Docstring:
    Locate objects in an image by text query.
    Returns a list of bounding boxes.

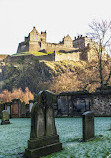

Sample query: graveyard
[0,91,111,158]
[1,0,111,157]
[0,117,111,158]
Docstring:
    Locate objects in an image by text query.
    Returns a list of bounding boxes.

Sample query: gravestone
[11,99,21,118]
[82,111,94,141]
[20,102,26,118]
[1,110,10,125]
[25,90,62,158]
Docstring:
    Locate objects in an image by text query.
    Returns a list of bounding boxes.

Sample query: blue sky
[0,0,111,54]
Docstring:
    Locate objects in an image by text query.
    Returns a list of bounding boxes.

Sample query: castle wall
[55,52,80,61]
[46,43,77,52]
[4,51,81,63]
[3,55,35,63]
[29,41,41,52]
[3,53,55,63]
[35,53,55,61]
[17,42,29,53]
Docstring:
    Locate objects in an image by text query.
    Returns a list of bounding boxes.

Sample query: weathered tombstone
[82,111,94,141]
[11,99,21,118]
[1,110,10,125]
[25,90,62,158]
[20,102,26,118]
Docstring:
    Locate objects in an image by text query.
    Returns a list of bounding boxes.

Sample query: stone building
[16,26,107,62]
[17,27,75,53]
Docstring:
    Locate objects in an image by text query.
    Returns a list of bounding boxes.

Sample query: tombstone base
[1,120,10,125]
[25,135,62,158]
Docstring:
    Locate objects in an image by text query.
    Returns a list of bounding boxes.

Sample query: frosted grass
[0,117,111,158]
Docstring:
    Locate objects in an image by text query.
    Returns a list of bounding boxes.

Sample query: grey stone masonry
[25,90,62,158]
[82,111,94,141]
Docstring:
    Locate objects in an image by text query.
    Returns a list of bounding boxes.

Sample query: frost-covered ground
[0,117,111,158]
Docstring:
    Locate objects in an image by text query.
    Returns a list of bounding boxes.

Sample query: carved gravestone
[25,90,62,158]
[82,111,94,141]
[1,110,10,125]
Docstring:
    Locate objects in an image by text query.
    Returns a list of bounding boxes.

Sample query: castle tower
[41,31,46,43]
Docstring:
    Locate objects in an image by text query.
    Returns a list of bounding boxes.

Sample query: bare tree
[87,19,111,87]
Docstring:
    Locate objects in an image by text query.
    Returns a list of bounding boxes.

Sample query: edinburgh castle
[15,27,107,62]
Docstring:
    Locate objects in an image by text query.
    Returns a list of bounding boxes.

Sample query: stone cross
[82,111,94,141]
[1,110,10,125]
[25,90,62,158]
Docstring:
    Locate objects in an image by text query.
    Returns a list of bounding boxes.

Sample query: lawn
[12,51,54,56]
[0,117,111,158]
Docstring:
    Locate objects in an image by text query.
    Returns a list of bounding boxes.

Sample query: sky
[0,0,111,55]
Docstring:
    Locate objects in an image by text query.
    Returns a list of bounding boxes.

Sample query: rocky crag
[0,55,111,95]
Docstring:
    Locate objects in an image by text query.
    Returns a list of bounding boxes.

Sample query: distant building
[16,27,107,62]
[17,26,75,53]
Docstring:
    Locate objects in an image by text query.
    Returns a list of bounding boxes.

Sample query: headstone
[11,99,21,118]
[82,111,94,141]
[26,104,30,118]
[25,90,62,158]
[1,110,10,125]
[21,102,26,118]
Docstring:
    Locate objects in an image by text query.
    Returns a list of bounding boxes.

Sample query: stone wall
[45,43,77,52]
[57,91,90,117]
[90,94,111,116]
[55,52,80,61]
[35,53,55,61]
[17,41,29,53]
[57,89,111,117]
[29,41,41,52]
[1,89,111,117]
[3,54,36,63]
[3,54,55,63]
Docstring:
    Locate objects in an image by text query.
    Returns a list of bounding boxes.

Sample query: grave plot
[0,117,111,158]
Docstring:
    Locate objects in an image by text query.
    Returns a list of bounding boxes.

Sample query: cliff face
[0,56,111,95]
